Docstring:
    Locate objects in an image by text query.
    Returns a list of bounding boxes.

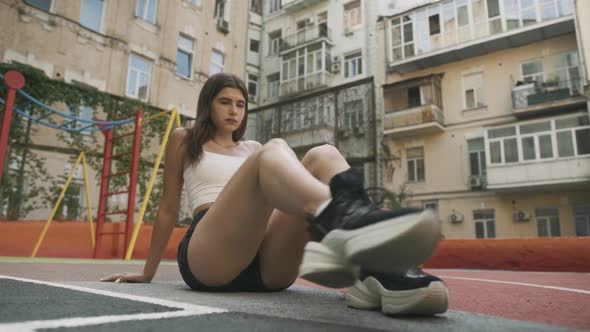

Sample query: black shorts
[177,209,282,292]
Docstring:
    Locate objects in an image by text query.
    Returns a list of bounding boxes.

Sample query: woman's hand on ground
[99,273,151,283]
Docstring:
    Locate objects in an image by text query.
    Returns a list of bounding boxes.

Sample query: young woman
[101,73,448,316]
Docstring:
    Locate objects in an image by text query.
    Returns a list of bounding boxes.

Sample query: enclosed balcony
[386,0,575,73]
[279,94,336,148]
[485,114,590,191]
[383,74,445,138]
[281,24,332,53]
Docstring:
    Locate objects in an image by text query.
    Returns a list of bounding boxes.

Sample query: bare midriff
[193,203,213,218]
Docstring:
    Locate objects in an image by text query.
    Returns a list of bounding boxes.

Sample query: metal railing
[512,78,584,109]
[280,25,332,52]
[383,104,444,130]
[280,71,332,97]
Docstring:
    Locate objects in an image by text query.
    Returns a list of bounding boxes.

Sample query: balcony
[279,98,336,148]
[281,25,332,53]
[387,0,575,74]
[512,79,586,118]
[382,74,445,138]
[485,114,590,191]
[282,0,326,13]
[280,71,332,97]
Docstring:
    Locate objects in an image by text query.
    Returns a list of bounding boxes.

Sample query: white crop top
[183,151,247,211]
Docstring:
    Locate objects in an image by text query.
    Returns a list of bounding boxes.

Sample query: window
[429,13,440,35]
[468,138,486,176]
[210,50,224,76]
[463,72,484,109]
[423,201,438,211]
[250,39,259,53]
[176,35,194,78]
[269,0,281,13]
[344,51,362,78]
[487,0,502,33]
[269,30,281,56]
[520,121,553,161]
[250,0,262,15]
[407,86,421,108]
[456,0,470,41]
[390,15,414,61]
[535,207,560,237]
[80,0,104,32]
[554,51,580,87]
[25,0,51,11]
[488,126,518,164]
[267,73,280,99]
[214,0,226,19]
[573,205,590,237]
[522,59,544,83]
[555,115,590,157]
[136,0,157,24]
[126,54,152,101]
[247,74,258,100]
[66,105,93,136]
[474,209,495,238]
[344,0,362,29]
[407,147,425,182]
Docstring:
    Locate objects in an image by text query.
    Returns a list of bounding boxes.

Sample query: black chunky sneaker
[346,268,448,316]
[298,168,442,287]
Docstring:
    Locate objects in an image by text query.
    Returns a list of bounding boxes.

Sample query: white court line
[0,275,227,332]
[439,275,590,295]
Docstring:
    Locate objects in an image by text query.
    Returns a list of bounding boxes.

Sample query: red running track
[296,269,590,330]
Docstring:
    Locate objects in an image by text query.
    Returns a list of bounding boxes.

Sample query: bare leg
[188,139,332,286]
[257,145,351,289]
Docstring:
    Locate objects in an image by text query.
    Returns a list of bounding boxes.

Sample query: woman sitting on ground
[101,73,448,316]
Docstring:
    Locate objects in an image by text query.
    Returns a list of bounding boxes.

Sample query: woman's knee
[301,144,344,170]
[261,271,297,291]
[256,138,295,163]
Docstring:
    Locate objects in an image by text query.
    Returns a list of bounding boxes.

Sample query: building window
[535,207,561,237]
[429,13,440,35]
[474,209,495,238]
[176,35,194,78]
[423,200,438,211]
[250,39,260,53]
[126,54,152,101]
[488,126,518,164]
[407,147,425,182]
[520,121,553,160]
[269,30,282,56]
[573,205,590,237]
[250,0,262,15]
[269,0,281,13]
[463,72,484,109]
[80,0,104,32]
[468,138,486,176]
[487,0,502,34]
[247,74,258,100]
[210,50,224,76]
[344,51,362,78]
[522,59,544,83]
[24,0,52,11]
[267,73,280,99]
[136,0,157,24]
[407,86,421,108]
[344,0,362,29]
[555,115,590,157]
[214,0,226,18]
[390,15,414,61]
[554,51,580,86]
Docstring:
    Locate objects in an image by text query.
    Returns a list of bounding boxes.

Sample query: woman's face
[209,87,246,135]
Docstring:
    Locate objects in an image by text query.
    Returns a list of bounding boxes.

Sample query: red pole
[0,71,25,191]
[124,110,143,257]
[94,127,113,258]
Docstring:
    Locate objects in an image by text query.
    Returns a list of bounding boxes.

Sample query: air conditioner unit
[449,212,464,224]
[513,210,530,222]
[216,18,229,33]
[469,175,483,189]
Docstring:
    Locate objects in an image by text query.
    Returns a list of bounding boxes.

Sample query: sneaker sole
[323,210,441,273]
[298,241,358,288]
[346,277,448,316]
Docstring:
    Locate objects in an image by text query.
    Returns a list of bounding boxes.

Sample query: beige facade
[377,0,590,239]
[0,0,248,220]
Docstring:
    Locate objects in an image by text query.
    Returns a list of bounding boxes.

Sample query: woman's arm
[101,127,187,283]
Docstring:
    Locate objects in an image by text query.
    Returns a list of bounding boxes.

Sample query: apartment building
[377,0,590,238]
[249,0,396,188]
[0,0,248,220]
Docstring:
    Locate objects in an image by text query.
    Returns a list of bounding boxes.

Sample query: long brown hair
[183,73,248,166]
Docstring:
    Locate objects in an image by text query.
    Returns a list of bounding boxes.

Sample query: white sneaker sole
[299,210,441,286]
[346,277,449,315]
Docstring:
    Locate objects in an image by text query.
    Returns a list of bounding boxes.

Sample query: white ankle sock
[314,198,332,217]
